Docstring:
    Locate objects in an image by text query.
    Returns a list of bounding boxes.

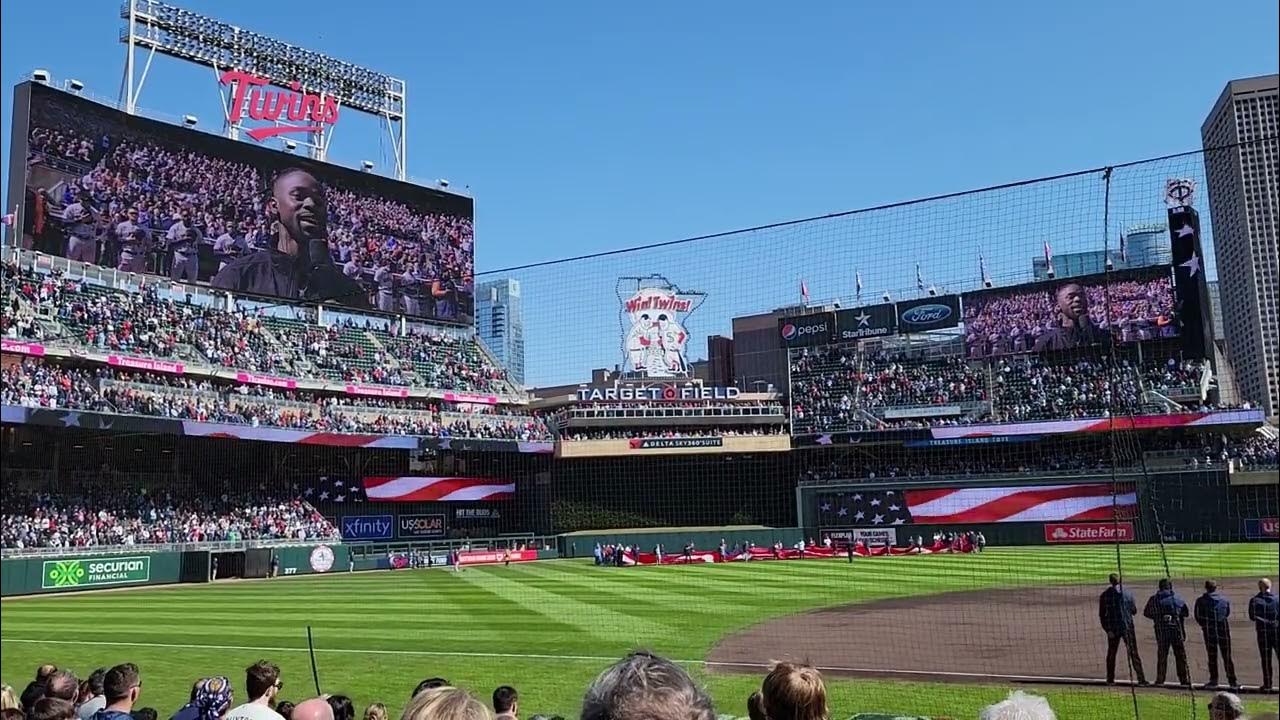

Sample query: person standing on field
[1249,577,1279,691]
[1194,580,1239,689]
[1144,578,1191,686]
[1099,573,1147,685]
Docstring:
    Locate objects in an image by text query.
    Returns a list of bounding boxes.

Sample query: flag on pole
[1119,233,1127,263]
[855,270,864,301]
[1043,241,1055,277]
[915,263,925,292]
[0,206,16,227]
[979,253,990,286]
[800,279,810,305]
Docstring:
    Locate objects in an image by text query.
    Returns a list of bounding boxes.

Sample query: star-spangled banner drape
[818,483,1136,525]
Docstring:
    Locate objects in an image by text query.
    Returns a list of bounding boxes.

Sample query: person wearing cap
[1143,578,1190,686]
[171,677,234,720]
[1194,579,1239,689]
[1249,577,1279,691]
[1206,690,1244,720]
[1099,573,1147,685]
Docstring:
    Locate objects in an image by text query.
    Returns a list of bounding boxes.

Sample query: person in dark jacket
[1099,573,1147,684]
[1144,578,1191,686]
[1194,579,1239,688]
[211,168,369,308]
[1248,577,1279,691]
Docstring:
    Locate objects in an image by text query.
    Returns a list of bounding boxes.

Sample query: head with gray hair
[1207,691,1244,720]
[979,691,1056,720]
[581,651,715,720]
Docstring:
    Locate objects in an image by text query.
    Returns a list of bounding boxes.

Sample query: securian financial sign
[41,556,152,590]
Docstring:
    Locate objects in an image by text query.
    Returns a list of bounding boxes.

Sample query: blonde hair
[760,662,828,720]
[0,685,19,711]
[363,704,387,720]
[400,688,491,720]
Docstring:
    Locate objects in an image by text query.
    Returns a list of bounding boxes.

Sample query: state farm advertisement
[1044,522,1135,544]
[457,549,537,566]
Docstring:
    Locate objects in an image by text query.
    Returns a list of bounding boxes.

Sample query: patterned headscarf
[190,676,234,720]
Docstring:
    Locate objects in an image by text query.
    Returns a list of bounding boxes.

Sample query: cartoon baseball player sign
[617,277,705,378]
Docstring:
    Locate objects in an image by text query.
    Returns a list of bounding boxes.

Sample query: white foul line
[0,637,1112,685]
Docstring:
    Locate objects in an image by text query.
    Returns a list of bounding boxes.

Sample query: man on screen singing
[212,168,369,308]
[1033,282,1103,352]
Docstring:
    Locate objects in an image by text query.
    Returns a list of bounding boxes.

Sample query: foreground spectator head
[411,680,449,699]
[175,677,234,720]
[1207,691,1244,720]
[31,698,74,720]
[45,672,79,703]
[2,709,24,720]
[290,699,333,720]
[87,669,107,701]
[276,702,296,720]
[361,705,385,720]
[400,688,490,720]
[0,686,17,712]
[325,696,353,720]
[132,708,157,720]
[21,683,44,712]
[244,662,282,705]
[37,667,59,683]
[103,664,141,712]
[978,691,1055,720]
[491,687,517,719]
[581,651,715,720]
[757,662,827,720]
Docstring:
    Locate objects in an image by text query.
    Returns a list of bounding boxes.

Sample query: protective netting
[2,100,1277,719]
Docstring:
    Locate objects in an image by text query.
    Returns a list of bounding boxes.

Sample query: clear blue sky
[2,1,1276,385]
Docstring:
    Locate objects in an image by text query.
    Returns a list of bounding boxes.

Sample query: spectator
[45,673,79,703]
[171,678,234,720]
[581,651,715,720]
[978,691,1055,720]
[274,704,294,720]
[224,662,282,720]
[288,700,332,720]
[360,706,385,720]
[90,664,141,720]
[31,699,75,720]
[131,709,157,720]
[748,662,827,720]
[324,697,353,720]
[3,710,24,720]
[1206,691,1244,720]
[411,681,449,700]
[491,687,517,720]
[399,688,489,720]
[76,670,107,720]
[0,686,18,712]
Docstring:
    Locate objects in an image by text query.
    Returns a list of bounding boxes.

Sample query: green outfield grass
[3,544,1277,719]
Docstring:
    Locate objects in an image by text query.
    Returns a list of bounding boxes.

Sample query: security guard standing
[1248,577,1279,691]
[1099,573,1147,685]
[1144,578,1191,686]
[1194,580,1239,689]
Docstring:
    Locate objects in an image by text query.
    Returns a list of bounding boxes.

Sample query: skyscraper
[475,278,525,387]
[1201,74,1278,418]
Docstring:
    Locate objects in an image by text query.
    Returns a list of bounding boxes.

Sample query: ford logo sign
[901,303,952,325]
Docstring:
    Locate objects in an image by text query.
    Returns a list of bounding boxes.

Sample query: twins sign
[220,70,341,142]
[619,279,705,378]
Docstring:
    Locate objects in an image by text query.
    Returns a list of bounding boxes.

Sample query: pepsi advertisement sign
[896,296,960,333]
[779,312,834,347]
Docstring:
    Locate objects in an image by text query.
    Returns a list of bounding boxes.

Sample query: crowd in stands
[0,359,550,442]
[27,116,474,319]
[0,486,338,549]
[1218,435,1279,469]
[789,342,1214,433]
[0,656,1081,720]
[3,263,513,394]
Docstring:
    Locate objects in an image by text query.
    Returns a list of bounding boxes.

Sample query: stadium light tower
[118,0,408,179]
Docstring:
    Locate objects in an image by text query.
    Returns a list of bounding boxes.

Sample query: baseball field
[2,543,1277,719]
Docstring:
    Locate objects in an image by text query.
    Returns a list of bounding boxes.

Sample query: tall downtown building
[1201,74,1278,418]
[475,278,526,387]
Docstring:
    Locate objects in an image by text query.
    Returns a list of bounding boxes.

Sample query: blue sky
[2,1,1276,385]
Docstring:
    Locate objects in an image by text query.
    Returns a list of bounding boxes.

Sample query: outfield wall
[559,527,803,557]
[1,543,347,597]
